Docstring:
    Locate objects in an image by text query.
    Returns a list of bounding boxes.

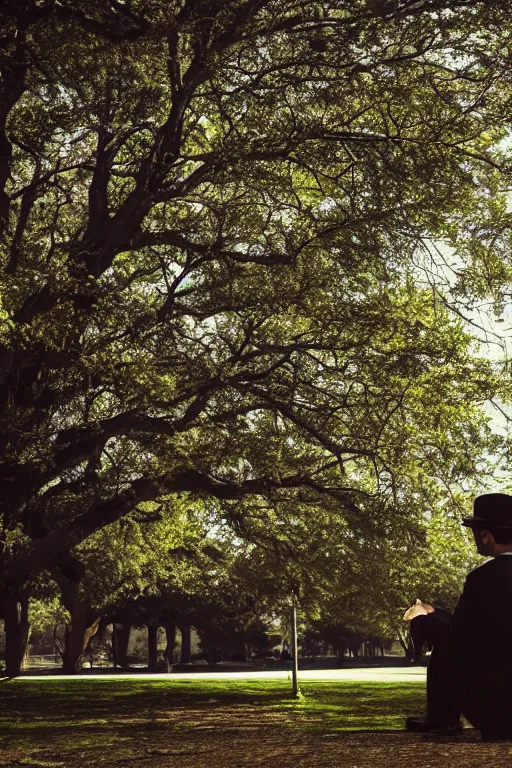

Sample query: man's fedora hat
[462,493,512,530]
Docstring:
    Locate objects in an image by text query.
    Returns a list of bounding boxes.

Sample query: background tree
[28,593,70,663]
[54,497,214,671]
[304,504,482,657]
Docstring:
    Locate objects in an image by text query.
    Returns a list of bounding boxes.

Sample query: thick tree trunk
[63,609,86,673]
[62,604,100,674]
[231,638,247,662]
[114,622,131,669]
[52,624,65,660]
[4,588,30,678]
[55,569,99,674]
[147,624,158,671]
[163,622,176,672]
[112,623,117,668]
[96,619,107,646]
[21,627,31,670]
[179,623,191,664]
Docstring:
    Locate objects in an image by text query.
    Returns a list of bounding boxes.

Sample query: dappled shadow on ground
[3,726,512,768]
[1,680,512,767]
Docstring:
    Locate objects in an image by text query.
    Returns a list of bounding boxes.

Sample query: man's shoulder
[466,557,494,579]
[466,554,512,584]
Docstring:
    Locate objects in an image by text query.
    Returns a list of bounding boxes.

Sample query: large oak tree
[1,0,510,674]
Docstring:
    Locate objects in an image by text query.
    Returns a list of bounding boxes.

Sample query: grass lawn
[0,677,510,767]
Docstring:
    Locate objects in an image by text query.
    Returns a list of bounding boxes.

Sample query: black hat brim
[462,516,487,528]
[462,517,512,530]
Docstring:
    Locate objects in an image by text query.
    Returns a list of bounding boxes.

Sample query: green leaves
[1,0,511,622]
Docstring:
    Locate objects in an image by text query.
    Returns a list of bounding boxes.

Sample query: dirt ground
[3,719,512,768]
[2,678,512,767]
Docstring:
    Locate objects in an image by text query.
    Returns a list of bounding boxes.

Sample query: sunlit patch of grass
[272,681,425,731]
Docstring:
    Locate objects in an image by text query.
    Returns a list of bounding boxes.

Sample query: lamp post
[291,592,299,698]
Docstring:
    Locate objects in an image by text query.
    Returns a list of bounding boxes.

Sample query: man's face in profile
[472,528,493,557]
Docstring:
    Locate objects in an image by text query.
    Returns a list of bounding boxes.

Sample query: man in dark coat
[406,492,512,740]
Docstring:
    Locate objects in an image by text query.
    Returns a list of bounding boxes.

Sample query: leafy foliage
[1,0,510,623]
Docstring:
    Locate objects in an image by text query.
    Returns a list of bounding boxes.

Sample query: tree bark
[179,623,191,664]
[21,626,31,670]
[111,623,117,668]
[63,615,85,673]
[54,568,99,674]
[52,623,67,660]
[62,606,100,674]
[164,621,176,672]
[147,623,158,671]
[114,622,131,669]
[4,587,30,678]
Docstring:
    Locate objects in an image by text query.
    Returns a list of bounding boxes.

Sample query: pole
[112,623,117,668]
[291,593,299,698]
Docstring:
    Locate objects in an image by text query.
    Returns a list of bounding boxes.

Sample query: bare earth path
[1,669,512,767]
